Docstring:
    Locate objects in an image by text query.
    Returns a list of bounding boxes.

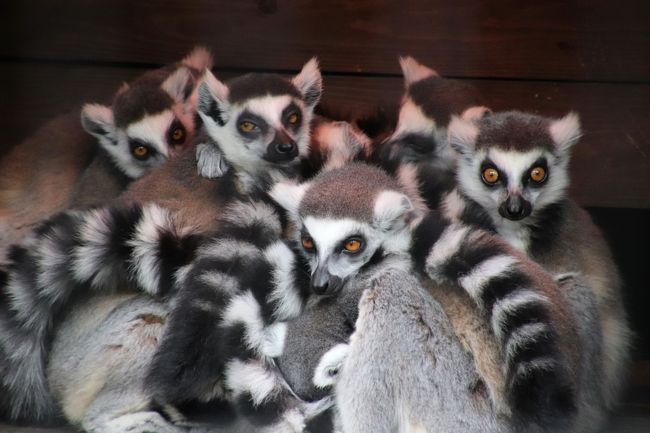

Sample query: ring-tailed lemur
[0,47,211,262]
[0,58,329,425]
[445,110,632,410]
[371,56,490,210]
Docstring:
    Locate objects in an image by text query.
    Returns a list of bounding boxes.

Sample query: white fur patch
[126,110,175,158]
[225,359,281,405]
[395,163,428,217]
[196,142,229,178]
[313,344,350,388]
[441,189,466,221]
[198,271,241,295]
[399,56,438,86]
[73,208,117,288]
[197,238,261,261]
[269,181,310,218]
[264,241,304,320]
[458,255,519,301]
[128,205,175,295]
[424,224,470,281]
[393,99,436,137]
[222,201,281,236]
[504,323,551,361]
[491,290,550,340]
[373,190,414,232]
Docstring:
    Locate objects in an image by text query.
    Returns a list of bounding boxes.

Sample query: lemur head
[449,110,581,222]
[196,58,322,179]
[271,163,423,296]
[81,47,211,178]
[378,56,490,168]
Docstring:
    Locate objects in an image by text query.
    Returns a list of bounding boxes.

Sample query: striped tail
[0,203,200,421]
[145,199,315,431]
[413,216,576,425]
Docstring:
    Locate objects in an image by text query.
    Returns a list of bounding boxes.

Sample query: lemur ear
[460,105,492,121]
[550,112,581,155]
[269,180,311,217]
[162,66,194,103]
[398,56,438,87]
[81,103,116,144]
[292,57,322,109]
[181,46,214,71]
[373,190,419,232]
[447,115,479,159]
[197,69,230,126]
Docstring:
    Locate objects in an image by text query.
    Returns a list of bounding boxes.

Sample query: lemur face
[449,111,581,222]
[81,60,205,179]
[271,163,418,297]
[197,58,322,176]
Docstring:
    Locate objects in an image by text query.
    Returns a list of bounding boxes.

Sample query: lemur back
[0,47,210,263]
[447,110,632,410]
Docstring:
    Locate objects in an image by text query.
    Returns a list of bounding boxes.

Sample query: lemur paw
[196,143,229,179]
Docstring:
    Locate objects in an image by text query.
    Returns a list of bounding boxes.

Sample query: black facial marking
[237,110,269,138]
[524,158,549,187]
[264,129,298,163]
[282,102,303,131]
[128,139,158,161]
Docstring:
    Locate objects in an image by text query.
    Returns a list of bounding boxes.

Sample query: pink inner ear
[549,112,581,152]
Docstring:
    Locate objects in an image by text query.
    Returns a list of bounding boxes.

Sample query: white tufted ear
[549,112,581,155]
[197,69,230,126]
[460,105,492,121]
[447,115,479,160]
[80,103,116,144]
[269,180,311,218]
[162,66,194,103]
[398,56,438,87]
[292,57,322,109]
[373,190,418,232]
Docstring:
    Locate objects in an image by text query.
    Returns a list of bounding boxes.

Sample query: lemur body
[445,111,631,410]
[0,47,210,263]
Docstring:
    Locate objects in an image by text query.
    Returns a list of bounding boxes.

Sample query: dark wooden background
[0,0,648,428]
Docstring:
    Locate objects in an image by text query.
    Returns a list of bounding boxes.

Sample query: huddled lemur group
[0,48,631,433]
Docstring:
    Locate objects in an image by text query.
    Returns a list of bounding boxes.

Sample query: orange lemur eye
[239,121,257,133]
[132,146,149,159]
[302,236,315,250]
[171,127,185,144]
[482,167,500,185]
[287,113,300,125]
[343,238,363,253]
[530,166,547,183]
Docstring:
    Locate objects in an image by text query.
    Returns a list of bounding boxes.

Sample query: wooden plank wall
[0,0,649,405]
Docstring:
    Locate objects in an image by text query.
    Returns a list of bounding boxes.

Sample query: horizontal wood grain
[2,63,648,208]
[1,0,648,81]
